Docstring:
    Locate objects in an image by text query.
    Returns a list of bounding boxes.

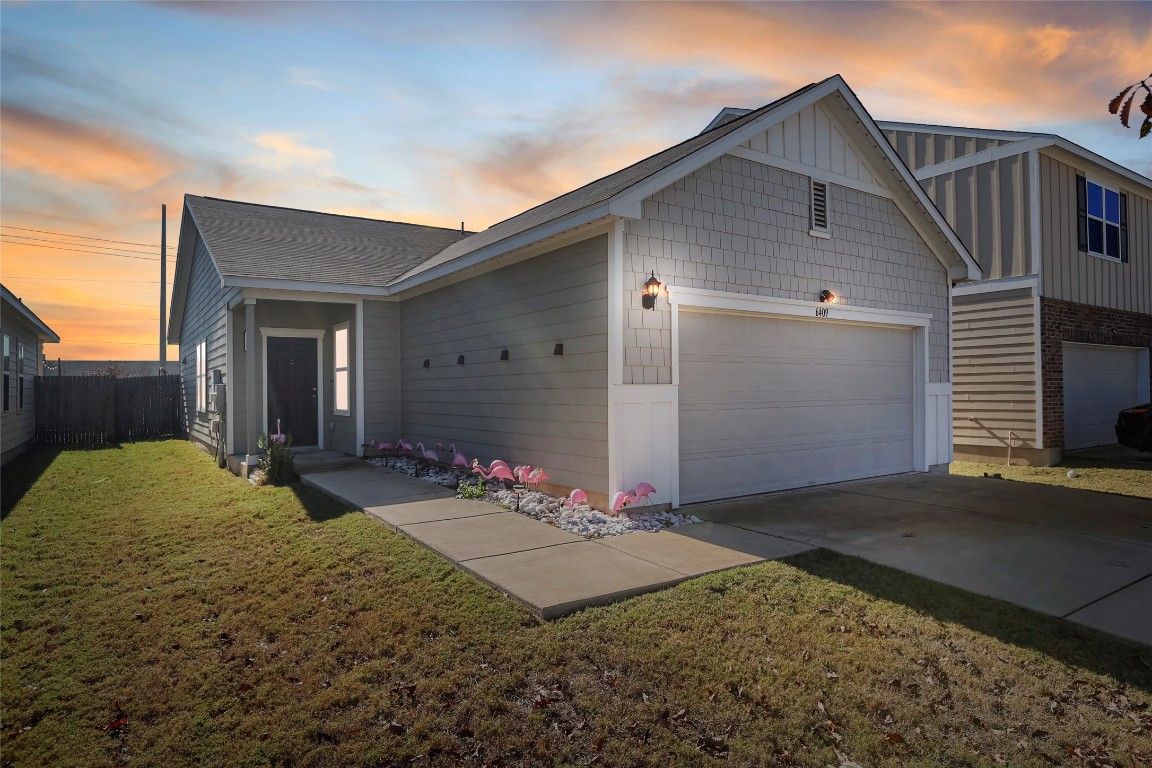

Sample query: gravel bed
[364,455,700,538]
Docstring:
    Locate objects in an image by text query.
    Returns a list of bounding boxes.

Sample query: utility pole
[160,204,167,371]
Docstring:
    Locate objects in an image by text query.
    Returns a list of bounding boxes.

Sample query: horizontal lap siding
[1,310,42,464]
[363,300,400,447]
[177,235,237,450]
[400,236,609,492]
[952,292,1039,448]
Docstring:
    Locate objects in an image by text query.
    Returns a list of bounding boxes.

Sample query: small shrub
[456,480,486,500]
[256,424,295,486]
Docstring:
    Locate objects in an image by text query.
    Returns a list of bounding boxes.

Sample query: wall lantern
[500,349,509,361]
[422,359,430,368]
[553,343,564,356]
[642,272,662,310]
[457,355,465,365]
[819,289,838,304]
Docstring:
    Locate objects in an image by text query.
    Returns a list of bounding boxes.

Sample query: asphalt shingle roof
[184,196,471,288]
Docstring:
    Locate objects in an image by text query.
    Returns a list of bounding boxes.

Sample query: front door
[267,337,319,446]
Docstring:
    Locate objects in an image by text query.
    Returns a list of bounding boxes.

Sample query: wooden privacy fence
[35,374,184,446]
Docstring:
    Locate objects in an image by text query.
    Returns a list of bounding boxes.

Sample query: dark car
[1115,403,1152,453]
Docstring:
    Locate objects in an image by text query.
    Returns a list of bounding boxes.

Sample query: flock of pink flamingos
[374,438,656,515]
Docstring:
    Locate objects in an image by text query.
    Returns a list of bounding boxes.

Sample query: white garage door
[1063,343,1143,450]
[679,311,916,505]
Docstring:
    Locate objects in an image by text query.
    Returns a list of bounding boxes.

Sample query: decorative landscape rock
[365,456,699,538]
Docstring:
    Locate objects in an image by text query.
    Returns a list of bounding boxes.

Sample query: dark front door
[267,337,318,446]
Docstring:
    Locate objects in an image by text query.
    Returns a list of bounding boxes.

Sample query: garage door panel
[1063,344,1143,450]
[680,312,916,504]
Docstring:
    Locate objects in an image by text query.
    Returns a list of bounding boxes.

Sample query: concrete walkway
[300,465,809,618]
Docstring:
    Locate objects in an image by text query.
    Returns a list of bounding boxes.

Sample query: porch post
[244,299,259,468]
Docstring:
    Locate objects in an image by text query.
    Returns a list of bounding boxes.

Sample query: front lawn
[2,441,1149,767]
[951,459,1152,500]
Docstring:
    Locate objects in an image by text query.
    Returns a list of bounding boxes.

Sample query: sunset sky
[1,1,1149,361]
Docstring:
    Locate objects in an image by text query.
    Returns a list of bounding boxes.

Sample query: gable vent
[811,180,829,232]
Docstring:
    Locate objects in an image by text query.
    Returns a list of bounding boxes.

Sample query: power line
[1,233,165,257]
[16,294,158,310]
[0,239,162,262]
[14,284,163,298]
[0,275,161,283]
[0,224,174,250]
[63,339,168,346]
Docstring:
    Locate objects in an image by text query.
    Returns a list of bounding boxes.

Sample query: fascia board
[1045,139,1152,192]
[166,203,198,343]
[221,276,390,296]
[386,203,616,294]
[876,121,1038,142]
[608,79,842,216]
[1,286,61,343]
[838,88,982,280]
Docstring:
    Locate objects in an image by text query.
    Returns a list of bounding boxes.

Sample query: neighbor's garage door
[679,311,916,504]
[1063,343,1144,449]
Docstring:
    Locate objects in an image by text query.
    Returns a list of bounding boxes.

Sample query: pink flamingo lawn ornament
[397,437,413,455]
[376,438,400,466]
[472,459,515,483]
[447,444,469,468]
[632,482,657,505]
[513,465,532,485]
[610,491,637,515]
[416,442,439,462]
[527,467,549,491]
[563,489,588,508]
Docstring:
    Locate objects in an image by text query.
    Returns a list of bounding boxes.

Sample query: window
[17,342,25,410]
[333,322,349,416]
[809,178,830,237]
[2,334,10,413]
[1078,176,1128,262]
[195,339,207,413]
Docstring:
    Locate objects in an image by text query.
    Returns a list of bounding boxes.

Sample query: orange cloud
[0,105,184,191]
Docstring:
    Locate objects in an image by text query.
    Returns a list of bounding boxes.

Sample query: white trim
[606,220,625,497]
[226,277,390,296]
[1029,149,1042,281]
[909,137,1051,180]
[354,300,365,457]
[241,288,370,304]
[666,285,934,507]
[332,321,351,417]
[260,327,325,449]
[951,274,1039,297]
[727,145,893,199]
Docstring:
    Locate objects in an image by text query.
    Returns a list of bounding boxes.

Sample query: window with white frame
[1078,176,1128,262]
[2,334,10,413]
[195,339,207,413]
[17,342,25,410]
[333,322,349,416]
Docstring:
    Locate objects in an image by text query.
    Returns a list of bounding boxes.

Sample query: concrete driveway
[690,472,1152,646]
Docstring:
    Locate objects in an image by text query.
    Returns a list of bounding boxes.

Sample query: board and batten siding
[882,129,1012,173]
[178,233,239,451]
[362,300,401,447]
[952,288,1039,450]
[1039,153,1152,315]
[1,308,45,465]
[399,236,609,492]
[622,154,952,385]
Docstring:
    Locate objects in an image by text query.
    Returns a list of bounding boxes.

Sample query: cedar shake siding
[399,236,609,493]
[621,155,951,385]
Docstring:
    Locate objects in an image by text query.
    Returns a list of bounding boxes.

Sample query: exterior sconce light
[422,359,430,368]
[819,289,838,303]
[457,355,465,365]
[500,349,509,361]
[553,343,564,356]
[642,272,662,310]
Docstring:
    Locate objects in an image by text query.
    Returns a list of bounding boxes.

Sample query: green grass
[2,441,1150,768]
[951,459,1152,500]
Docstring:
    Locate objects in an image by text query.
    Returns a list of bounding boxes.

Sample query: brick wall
[621,154,952,384]
[1039,297,1152,447]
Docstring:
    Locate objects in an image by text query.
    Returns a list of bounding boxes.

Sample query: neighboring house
[879,122,1152,464]
[1,284,61,466]
[168,75,980,509]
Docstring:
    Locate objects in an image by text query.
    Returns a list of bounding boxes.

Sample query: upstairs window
[195,339,207,413]
[1078,176,1128,262]
[17,342,25,410]
[2,334,10,412]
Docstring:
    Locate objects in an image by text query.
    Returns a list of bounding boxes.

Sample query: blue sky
[1,1,1149,358]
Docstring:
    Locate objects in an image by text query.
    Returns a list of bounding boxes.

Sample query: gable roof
[1,284,61,343]
[877,121,1152,192]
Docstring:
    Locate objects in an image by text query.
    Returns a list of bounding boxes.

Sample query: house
[168,74,980,509]
[1,284,61,466]
[878,122,1152,464]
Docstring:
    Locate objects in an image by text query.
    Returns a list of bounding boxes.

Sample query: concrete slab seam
[1061,572,1152,619]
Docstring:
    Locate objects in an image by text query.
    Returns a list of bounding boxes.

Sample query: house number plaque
[815,307,830,318]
